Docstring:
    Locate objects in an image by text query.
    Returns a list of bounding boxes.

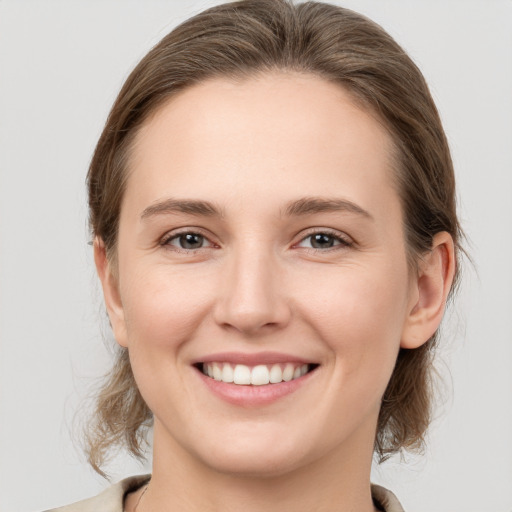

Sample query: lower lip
[195,368,316,407]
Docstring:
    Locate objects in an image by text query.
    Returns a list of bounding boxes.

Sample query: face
[102,73,420,477]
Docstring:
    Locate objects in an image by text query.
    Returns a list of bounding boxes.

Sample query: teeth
[212,363,222,381]
[233,364,251,385]
[202,362,313,385]
[251,365,270,386]
[221,363,234,383]
[269,364,282,383]
[282,363,294,382]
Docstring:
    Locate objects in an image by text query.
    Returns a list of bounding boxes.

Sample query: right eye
[162,231,214,251]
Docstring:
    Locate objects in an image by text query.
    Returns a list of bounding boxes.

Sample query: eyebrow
[140,196,373,221]
[141,198,224,220]
[282,196,373,220]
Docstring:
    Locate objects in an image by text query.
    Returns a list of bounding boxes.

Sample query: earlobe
[401,232,456,349]
[93,237,128,348]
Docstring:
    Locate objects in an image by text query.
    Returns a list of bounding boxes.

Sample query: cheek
[117,265,218,420]
[294,261,410,369]
[120,263,216,350]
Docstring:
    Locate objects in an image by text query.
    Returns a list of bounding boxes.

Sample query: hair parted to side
[86,0,462,475]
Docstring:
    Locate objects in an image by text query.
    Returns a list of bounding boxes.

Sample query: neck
[136,421,379,512]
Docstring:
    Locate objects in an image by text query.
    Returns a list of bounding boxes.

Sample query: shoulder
[371,484,405,512]
[44,476,402,512]
[44,475,150,512]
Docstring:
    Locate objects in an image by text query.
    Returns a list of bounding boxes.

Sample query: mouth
[194,362,320,386]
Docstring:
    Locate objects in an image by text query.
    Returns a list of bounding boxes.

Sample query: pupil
[311,233,334,248]
[180,233,203,249]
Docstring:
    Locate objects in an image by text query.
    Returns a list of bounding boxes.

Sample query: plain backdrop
[1,1,511,511]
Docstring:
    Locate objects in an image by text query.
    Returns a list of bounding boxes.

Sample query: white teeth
[233,364,251,385]
[251,365,270,386]
[221,363,234,383]
[202,362,314,385]
[269,364,283,383]
[212,363,222,381]
[282,363,294,382]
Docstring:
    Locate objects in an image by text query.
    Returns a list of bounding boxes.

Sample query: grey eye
[168,233,208,250]
[297,232,344,249]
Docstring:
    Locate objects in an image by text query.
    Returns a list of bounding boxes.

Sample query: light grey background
[1,1,511,511]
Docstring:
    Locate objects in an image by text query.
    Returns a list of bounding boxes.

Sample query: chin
[186,425,325,478]
[201,447,306,478]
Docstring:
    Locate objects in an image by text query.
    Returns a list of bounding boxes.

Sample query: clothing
[45,474,405,512]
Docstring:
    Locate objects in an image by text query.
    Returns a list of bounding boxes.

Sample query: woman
[49,1,459,510]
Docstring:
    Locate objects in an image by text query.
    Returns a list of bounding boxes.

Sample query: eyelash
[160,228,353,254]
[295,229,353,252]
[160,229,215,253]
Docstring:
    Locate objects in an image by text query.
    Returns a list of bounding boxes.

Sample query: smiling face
[99,72,420,477]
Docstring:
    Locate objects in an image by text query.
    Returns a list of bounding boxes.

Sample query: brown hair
[85,0,462,474]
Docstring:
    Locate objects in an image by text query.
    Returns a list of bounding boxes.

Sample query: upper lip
[192,351,318,366]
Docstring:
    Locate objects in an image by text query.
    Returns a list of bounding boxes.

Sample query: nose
[213,247,291,336]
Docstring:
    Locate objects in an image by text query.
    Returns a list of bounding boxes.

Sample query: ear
[93,237,128,348]
[401,232,456,349]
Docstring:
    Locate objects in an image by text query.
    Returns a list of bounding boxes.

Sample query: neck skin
[126,418,380,512]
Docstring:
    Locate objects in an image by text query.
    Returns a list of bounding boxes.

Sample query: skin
[95,72,455,512]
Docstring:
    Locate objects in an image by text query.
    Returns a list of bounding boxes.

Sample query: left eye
[297,232,349,249]
[165,232,213,250]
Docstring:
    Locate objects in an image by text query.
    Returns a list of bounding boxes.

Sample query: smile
[193,353,320,406]
[200,362,316,385]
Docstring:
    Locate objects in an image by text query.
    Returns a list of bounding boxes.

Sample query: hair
[85,0,462,475]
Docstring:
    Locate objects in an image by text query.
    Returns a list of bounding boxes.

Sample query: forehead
[125,72,397,218]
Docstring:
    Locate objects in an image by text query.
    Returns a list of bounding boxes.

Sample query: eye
[296,231,352,250]
[162,231,214,251]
